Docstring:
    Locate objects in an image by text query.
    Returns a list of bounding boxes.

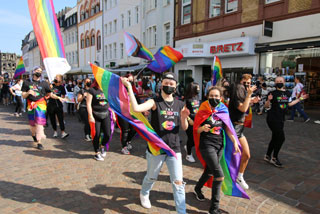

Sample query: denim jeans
[141,151,186,214]
[290,101,308,120]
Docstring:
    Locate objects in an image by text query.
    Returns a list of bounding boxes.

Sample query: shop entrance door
[223,68,253,84]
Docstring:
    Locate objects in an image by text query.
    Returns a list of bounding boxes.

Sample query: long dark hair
[184,82,199,100]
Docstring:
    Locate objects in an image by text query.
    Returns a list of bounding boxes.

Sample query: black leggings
[266,120,285,159]
[79,107,90,136]
[195,146,223,211]
[68,103,74,113]
[117,116,136,148]
[47,104,65,131]
[185,125,194,155]
[93,115,111,153]
[15,96,23,114]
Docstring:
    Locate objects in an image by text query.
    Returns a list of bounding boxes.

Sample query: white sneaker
[94,153,104,161]
[85,135,91,142]
[53,131,58,138]
[127,141,133,150]
[186,154,196,163]
[236,176,249,190]
[140,193,151,209]
[121,146,130,155]
[61,132,69,139]
[101,147,107,157]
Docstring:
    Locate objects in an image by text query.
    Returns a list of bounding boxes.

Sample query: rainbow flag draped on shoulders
[14,57,26,79]
[193,101,249,199]
[90,63,177,158]
[212,56,222,86]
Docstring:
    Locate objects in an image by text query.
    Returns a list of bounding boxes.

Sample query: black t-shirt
[78,88,89,108]
[267,90,292,122]
[2,81,9,92]
[21,79,51,102]
[89,87,109,112]
[151,96,185,153]
[48,84,66,107]
[229,83,247,123]
[199,113,225,150]
[66,84,74,92]
[185,96,200,120]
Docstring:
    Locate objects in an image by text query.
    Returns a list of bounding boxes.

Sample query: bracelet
[299,97,304,101]
[187,117,191,121]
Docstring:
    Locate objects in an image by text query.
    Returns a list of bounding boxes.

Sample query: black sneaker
[270,157,283,168]
[208,208,222,214]
[194,187,205,201]
[264,155,271,163]
[37,144,44,150]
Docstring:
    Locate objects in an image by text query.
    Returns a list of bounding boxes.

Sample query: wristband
[299,97,304,101]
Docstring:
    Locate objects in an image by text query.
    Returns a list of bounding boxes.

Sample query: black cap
[162,72,177,82]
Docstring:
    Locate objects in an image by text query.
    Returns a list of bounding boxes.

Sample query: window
[113,19,117,33]
[91,33,95,46]
[154,0,157,8]
[225,0,238,13]
[109,22,112,34]
[105,24,108,35]
[75,52,78,63]
[265,0,280,3]
[80,34,84,49]
[114,0,117,7]
[121,14,124,29]
[135,6,139,24]
[72,52,75,64]
[109,0,112,9]
[209,0,221,18]
[182,0,191,25]
[105,45,108,59]
[72,32,75,43]
[143,32,146,44]
[127,10,131,27]
[113,42,117,59]
[163,0,170,6]
[120,43,124,59]
[153,26,157,47]
[97,32,101,50]
[109,44,112,59]
[164,23,170,45]
[105,0,108,10]
[85,36,90,47]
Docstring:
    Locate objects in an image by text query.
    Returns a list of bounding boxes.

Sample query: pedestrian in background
[9,79,24,117]
[66,79,75,115]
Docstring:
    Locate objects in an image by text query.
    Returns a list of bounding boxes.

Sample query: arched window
[80,34,84,49]
[96,31,101,51]
[85,31,90,47]
[90,30,95,46]
[84,1,89,19]
[80,5,84,21]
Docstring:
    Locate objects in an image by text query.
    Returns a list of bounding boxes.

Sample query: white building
[103,0,142,68]
[21,31,42,75]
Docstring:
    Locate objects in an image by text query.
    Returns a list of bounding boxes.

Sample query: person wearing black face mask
[184,82,201,163]
[264,76,309,168]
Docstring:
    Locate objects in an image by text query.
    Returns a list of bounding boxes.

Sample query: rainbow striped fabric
[28,0,70,81]
[13,57,26,79]
[212,56,222,86]
[244,107,253,128]
[90,63,177,158]
[124,32,154,61]
[193,101,249,199]
[27,98,47,126]
[147,46,183,73]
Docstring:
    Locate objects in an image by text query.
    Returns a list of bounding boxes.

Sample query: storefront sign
[210,42,244,54]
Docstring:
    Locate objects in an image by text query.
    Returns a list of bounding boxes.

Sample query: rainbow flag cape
[212,56,222,86]
[13,57,26,79]
[193,101,249,199]
[90,63,177,158]
[28,0,70,82]
[244,107,253,128]
[124,32,154,61]
[147,46,183,73]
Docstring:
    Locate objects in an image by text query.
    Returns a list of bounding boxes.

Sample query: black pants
[47,104,65,131]
[79,107,90,136]
[68,103,74,114]
[15,96,23,114]
[266,120,285,159]
[93,114,111,153]
[185,125,194,155]
[117,116,136,148]
[195,146,223,211]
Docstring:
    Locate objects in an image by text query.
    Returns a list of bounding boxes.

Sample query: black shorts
[233,124,245,139]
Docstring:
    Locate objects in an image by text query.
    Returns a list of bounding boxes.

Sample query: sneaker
[53,131,58,138]
[184,145,187,153]
[101,147,107,157]
[85,135,91,142]
[236,176,249,190]
[314,120,320,125]
[94,153,104,161]
[286,119,294,122]
[121,146,130,155]
[140,193,151,209]
[186,154,196,163]
[61,132,69,139]
[37,144,44,150]
[270,157,283,168]
[264,155,271,163]
[194,187,205,201]
[304,118,310,123]
[127,141,133,150]
[19,113,22,116]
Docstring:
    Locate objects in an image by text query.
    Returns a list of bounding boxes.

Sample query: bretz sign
[210,42,244,54]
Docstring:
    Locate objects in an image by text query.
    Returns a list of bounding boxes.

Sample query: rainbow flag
[27,98,47,126]
[147,46,183,73]
[244,107,253,128]
[90,63,177,158]
[124,32,154,61]
[13,57,26,79]
[193,101,249,199]
[212,56,222,86]
[28,0,70,81]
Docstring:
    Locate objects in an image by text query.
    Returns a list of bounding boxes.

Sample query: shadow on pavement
[0,128,30,136]
[0,140,34,148]
[23,149,93,160]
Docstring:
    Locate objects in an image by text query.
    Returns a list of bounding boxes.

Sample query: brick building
[0,52,18,77]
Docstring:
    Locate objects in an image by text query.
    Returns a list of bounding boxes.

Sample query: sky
[0,0,77,55]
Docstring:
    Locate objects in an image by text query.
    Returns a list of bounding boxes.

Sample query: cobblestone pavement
[0,105,319,214]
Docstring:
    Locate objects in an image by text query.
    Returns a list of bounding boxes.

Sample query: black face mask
[243,83,249,90]
[209,98,220,108]
[276,83,284,89]
[86,82,91,87]
[34,72,41,78]
[162,86,175,95]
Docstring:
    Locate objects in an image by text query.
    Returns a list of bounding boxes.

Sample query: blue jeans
[141,151,186,214]
[290,101,308,120]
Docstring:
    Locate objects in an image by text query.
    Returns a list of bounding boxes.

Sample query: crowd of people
[0,66,316,214]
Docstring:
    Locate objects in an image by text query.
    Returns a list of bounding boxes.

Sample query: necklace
[163,99,174,108]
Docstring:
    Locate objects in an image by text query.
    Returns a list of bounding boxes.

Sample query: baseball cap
[32,66,42,72]
[162,72,177,82]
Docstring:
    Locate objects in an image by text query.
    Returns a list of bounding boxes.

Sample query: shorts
[1,91,10,99]
[233,124,245,139]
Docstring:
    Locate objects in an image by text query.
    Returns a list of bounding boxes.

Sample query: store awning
[66,66,92,75]
[255,40,320,53]
[108,64,148,74]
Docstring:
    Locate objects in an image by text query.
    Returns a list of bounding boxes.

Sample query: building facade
[0,52,18,77]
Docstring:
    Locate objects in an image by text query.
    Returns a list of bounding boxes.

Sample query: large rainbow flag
[28,0,70,81]
[13,57,26,79]
[124,32,154,61]
[193,101,249,199]
[147,46,183,73]
[90,63,177,158]
[212,56,222,86]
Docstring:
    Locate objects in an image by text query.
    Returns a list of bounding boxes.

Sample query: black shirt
[48,84,66,107]
[151,96,185,153]
[89,87,109,112]
[185,96,200,120]
[21,79,51,102]
[199,113,225,150]
[66,84,74,92]
[267,90,292,122]
[78,88,88,108]
[229,83,247,123]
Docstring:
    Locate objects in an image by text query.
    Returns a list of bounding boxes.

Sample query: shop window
[209,0,221,18]
[265,0,281,4]
[225,0,238,13]
[182,0,191,25]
